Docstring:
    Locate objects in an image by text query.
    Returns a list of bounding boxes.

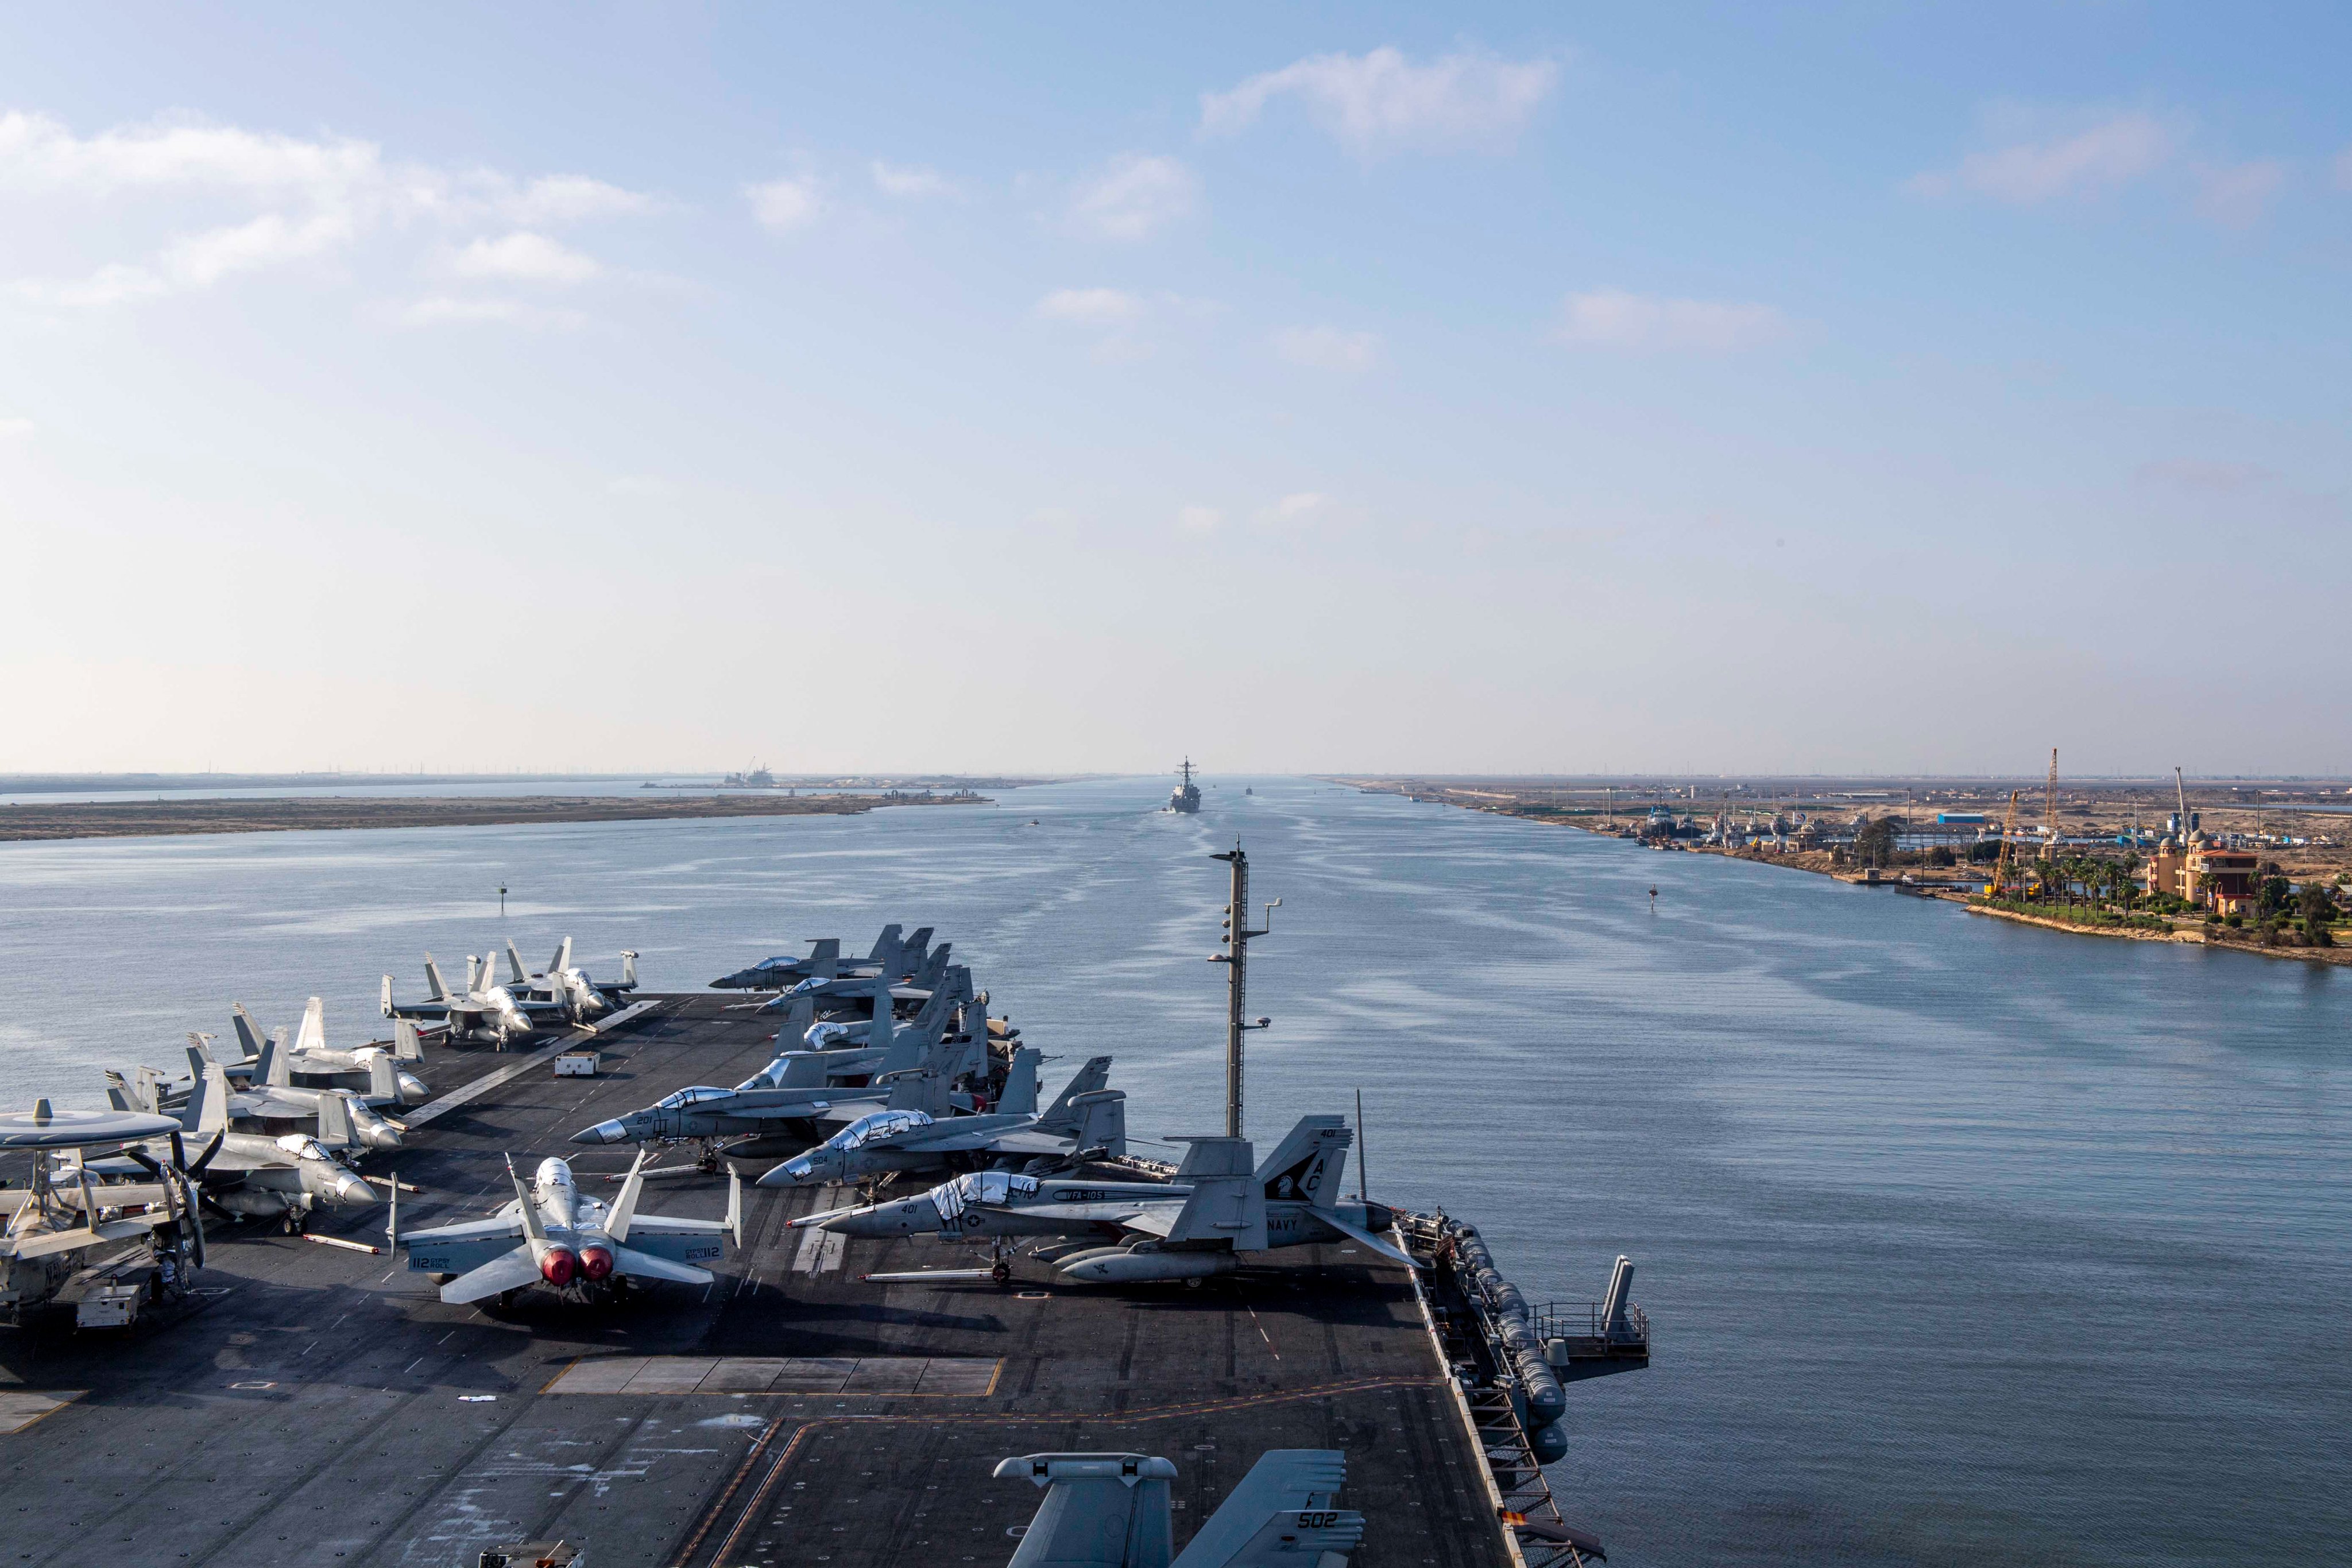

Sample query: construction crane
[1990,789,2022,898]
[2039,748,2059,861]
[2173,765,2192,840]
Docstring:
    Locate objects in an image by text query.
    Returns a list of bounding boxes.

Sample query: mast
[1209,842,1276,1137]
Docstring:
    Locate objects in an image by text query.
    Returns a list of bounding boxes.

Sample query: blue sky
[2,5,2346,775]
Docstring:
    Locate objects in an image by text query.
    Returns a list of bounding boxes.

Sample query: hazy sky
[3,6,2347,777]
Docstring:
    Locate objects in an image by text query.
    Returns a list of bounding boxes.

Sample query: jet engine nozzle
[578,1245,614,1281]
[540,1246,579,1286]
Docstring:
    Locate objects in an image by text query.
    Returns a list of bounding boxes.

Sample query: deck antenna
[1209,841,1276,1138]
[1355,1087,1368,1203]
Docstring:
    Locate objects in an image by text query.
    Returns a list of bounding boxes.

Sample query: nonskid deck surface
[0,994,1505,1568]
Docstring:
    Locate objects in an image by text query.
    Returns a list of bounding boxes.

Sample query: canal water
[1,776,2344,1566]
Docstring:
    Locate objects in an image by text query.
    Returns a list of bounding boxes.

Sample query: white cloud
[396,295,584,330]
[1908,111,2174,204]
[1067,154,1199,241]
[0,416,33,439]
[1258,491,1329,524]
[746,175,821,233]
[0,110,653,309]
[872,160,953,199]
[450,231,602,284]
[506,175,656,224]
[1035,287,1147,327]
[1200,47,1557,154]
[2192,159,2284,228]
[1272,325,1380,371]
[1554,289,1791,353]
[1178,505,1224,531]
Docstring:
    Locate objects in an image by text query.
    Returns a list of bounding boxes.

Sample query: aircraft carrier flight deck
[0,990,1641,1567]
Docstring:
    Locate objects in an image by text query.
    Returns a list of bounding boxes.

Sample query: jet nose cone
[398,1073,428,1100]
[758,1158,815,1189]
[573,1120,626,1145]
[336,1175,381,1206]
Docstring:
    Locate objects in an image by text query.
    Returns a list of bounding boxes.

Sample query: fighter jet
[394,1151,739,1306]
[498,938,639,1025]
[206,998,430,1105]
[381,952,558,1048]
[795,1115,1415,1283]
[763,967,979,1081]
[0,1102,204,1326]
[757,940,956,1015]
[99,1064,378,1232]
[755,1056,1121,1190]
[993,1449,1364,1567]
[571,986,969,1156]
[709,924,933,991]
[108,1045,406,1153]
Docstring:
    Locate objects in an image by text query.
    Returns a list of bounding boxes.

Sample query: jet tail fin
[257,1028,291,1088]
[726,1165,742,1249]
[296,996,326,1055]
[191,1063,230,1138]
[508,1154,547,1245]
[231,1003,267,1059]
[505,940,529,985]
[367,1053,398,1101]
[1170,1450,1362,1567]
[1070,1090,1127,1159]
[1036,1056,1113,1132]
[606,1148,647,1242]
[392,1019,423,1063]
[1252,1115,1350,1211]
[380,975,395,1019]
[997,1048,1040,1116]
[316,1090,356,1150]
[865,923,904,970]
[423,955,450,1003]
[620,949,638,988]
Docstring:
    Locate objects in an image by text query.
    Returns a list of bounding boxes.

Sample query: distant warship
[1168,758,1201,814]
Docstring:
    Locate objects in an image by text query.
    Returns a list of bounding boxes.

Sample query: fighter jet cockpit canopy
[823,1109,933,1152]
[652,1087,734,1111]
[273,1133,336,1162]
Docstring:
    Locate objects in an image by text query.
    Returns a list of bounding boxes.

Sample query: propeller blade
[188,1129,226,1177]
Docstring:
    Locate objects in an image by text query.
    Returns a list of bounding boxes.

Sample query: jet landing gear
[989,1237,1013,1288]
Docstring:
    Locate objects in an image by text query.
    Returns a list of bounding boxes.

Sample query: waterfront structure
[2143,838,2261,914]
